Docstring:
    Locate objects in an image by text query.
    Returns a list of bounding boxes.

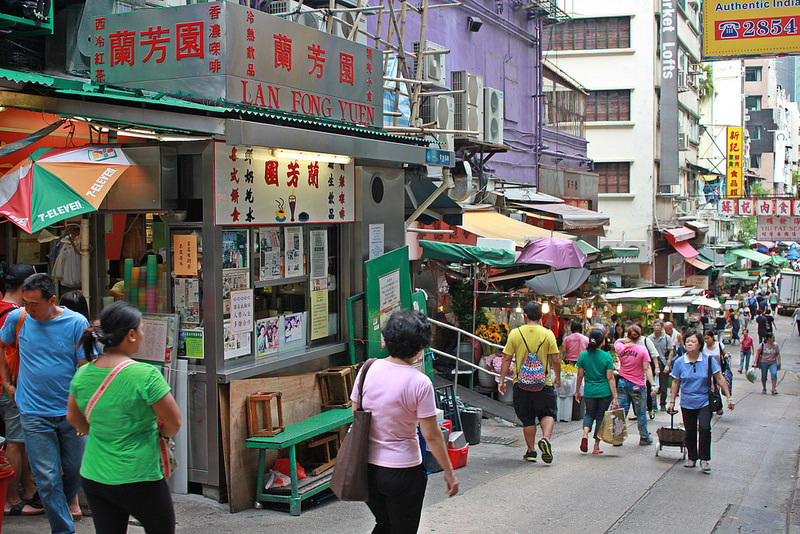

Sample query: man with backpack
[499,301,561,463]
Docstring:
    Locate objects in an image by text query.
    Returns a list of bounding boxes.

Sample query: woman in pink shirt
[613,325,659,445]
[562,320,589,363]
[351,311,458,533]
[738,328,754,372]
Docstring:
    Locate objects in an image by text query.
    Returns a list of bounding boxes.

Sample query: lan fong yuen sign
[91,1,382,126]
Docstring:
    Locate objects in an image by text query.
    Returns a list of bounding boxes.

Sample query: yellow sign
[173,234,198,276]
[726,127,744,198]
[310,289,329,340]
[703,2,800,59]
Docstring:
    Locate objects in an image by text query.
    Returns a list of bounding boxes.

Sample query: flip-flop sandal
[5,501,45,516]
[592,450,604,454]
[580,437,588,453]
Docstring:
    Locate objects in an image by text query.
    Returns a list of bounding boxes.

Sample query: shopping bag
[598,408,628,445]
[330,358,376,501]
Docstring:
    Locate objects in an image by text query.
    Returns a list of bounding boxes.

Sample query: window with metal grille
[596,162,630,193]
[546,17,631,50]
[586,90,631,121]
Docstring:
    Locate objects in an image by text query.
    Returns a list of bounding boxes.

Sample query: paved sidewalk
[7,315,800,533]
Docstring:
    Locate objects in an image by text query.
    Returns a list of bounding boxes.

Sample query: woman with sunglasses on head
[667,329,734,474]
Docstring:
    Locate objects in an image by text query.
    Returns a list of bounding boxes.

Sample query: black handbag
[330,358,376,501]
[707,355,723,412]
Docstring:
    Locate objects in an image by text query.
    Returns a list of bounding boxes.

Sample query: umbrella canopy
[516,237,587,269]
[0,145,141,233]
[524,268,591,296]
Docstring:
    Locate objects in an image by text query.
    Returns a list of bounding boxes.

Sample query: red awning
[663,227,695,243]
[670,239,700,259]
[685,256,712,270]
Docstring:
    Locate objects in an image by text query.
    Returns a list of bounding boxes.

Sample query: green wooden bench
[245,407,353,515]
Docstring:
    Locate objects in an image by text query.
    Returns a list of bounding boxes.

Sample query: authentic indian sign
[92,1,382,126]
[703,1,800,59]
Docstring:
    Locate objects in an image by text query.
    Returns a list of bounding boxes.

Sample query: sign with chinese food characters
[91,1,382,126]
[717,197,800,217]
[703,1,800,60]
[757,216,800,241]
[214,143,354,225]
[726,127,743,198]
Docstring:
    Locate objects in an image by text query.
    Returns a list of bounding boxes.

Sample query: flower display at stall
[476,322,509,345]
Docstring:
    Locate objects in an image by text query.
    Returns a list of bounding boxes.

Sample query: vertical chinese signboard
[92,1,382,126]
[214,143,355,225]
[726,127,743,198]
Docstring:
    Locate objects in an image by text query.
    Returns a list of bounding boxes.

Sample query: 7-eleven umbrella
[0,145,141,233]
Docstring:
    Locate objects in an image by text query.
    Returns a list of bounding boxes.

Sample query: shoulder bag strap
[84,360,136,421]
[14,309,26,342]
[0,306,16,322]
[354,358,377,410]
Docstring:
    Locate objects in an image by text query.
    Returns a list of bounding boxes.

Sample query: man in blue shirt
[0,273,89,534]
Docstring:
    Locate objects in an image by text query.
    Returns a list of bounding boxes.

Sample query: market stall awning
[692,296,722,309]
[730,247,771,264]
[404,177,463,226]
[685,256,712,270]
[459,210,575,247]
[663,227,695,243]
[603,286,691,301]
[697,247,728,268]
[610,247,640,258]
[661,304,688,314]
[418,240,518,267]
[723,269,759,282]
[576,240,600,256]
[515,202,609,231]
[767,254,789,266]
[668,239,710,270]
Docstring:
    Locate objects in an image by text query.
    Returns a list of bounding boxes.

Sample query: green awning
[419,240,517,267]
[0,68,55,87]
[405,177,462,226]
[729,248,771,264]
[768,255,788,266]
[725,269,759,282]
[576,240,600,256]
[610,247,640,258]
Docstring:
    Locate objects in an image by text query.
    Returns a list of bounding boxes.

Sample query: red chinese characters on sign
[109,30,136,66]
[96,17,105,30]
[339,52,354,85]
[275,34,292,71]
[308,44,325,78]
[776,199,791,216]
[287,162,300,188]
[265,160,279,186]
[794,200,800,216]
[756,199,774,216]
[758,216,800,241]
[140,26,170,63]
[719,199,736,216]
[307,162,319,189]
[208,4,221,19]
[176,21,204,60]
[738,198,754,216]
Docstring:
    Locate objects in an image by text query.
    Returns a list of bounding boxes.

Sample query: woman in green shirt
[67,301,181,533]
[575,328,619,454]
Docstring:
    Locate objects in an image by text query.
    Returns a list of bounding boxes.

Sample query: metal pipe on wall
[81,217,90,303]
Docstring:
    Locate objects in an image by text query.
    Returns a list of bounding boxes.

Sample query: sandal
[5,501,45,516]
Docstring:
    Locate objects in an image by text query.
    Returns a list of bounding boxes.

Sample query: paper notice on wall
[229,289,253,334]
[285,227,304,276]
[310,229,328,280]
[179,329,204,359]
[378,270,401,348]
[369,224,384,260]
[259,227,282,280]
[310,289,329,340]
[134,317,168,362]
[223,319,251,360]
[173,278,200,324]
[174,234,198,276]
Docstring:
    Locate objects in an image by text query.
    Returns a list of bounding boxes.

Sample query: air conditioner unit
[678,132,689,150]
[258,0,324,30]
[421,94,454,152]
[677,71,689,92]
[412,41,447,88]
[330,9,368,44]
[483,87,504,145]
[451,70,483,139]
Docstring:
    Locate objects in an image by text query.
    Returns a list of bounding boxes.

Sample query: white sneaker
[700,460,711,473]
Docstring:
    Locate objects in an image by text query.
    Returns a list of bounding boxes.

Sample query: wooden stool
[317,367,355,409]
[304,432,341,476]
[247,391,285,437]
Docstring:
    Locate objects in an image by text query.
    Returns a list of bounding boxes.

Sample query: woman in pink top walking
[351,311,458,533]
[561,320,589,363]
[613,325,659,445]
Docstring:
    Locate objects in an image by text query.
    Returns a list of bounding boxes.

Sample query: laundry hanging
[51,233,81,287]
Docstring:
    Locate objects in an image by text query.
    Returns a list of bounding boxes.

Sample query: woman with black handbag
[667,330,734,474]
[350,310,458,533]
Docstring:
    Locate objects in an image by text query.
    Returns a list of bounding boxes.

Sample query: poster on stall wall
[309,229,328,281]
[223,270,249,314]
[178,328,204,359]
[258,227,282,280]
[223,318,251,360]
[222,230,248,270]
[310,287,329,340]
[173,278,200,324]
[133,317,168,362]
[173,234,198,276]
[229,289,253,334]
[369,224,384,260]
[284,312,304,343]
[378,269,401,348]
[256,316,281,360]
[284,227,304,276]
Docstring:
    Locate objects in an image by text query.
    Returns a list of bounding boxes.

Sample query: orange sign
[174,234,198,276]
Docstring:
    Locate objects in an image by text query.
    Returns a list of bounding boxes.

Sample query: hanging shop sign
[214,143,355,225]
[717,197,799,217]
[91,1,382,126]
[757,216,800,240]
[703,1,800,59]
[659,0,679,187]
[726,127,743,198]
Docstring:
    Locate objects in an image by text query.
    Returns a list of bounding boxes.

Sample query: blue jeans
[617,377,649,439]
[20,413,85,534]
[759,362,778,382]
[739,350,751,371]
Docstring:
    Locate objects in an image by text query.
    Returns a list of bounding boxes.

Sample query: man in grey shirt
[646,319,673,411]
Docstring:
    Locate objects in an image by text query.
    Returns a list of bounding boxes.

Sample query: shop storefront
[0,0,452,501]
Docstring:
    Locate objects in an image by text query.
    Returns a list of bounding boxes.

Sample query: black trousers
[81,476,175,534]
[367,463,428,534]
[658,369,670,408]
[681,405,712,461]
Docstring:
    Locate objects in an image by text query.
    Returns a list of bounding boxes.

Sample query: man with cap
[0,264,41,516]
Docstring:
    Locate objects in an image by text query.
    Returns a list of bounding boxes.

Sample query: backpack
[517,327,549,392]
[0,307,26,392]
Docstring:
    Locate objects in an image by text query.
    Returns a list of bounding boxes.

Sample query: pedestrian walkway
[7,317,800,533]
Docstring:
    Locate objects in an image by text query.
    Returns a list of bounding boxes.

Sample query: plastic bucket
[460,408,482,445]
[0,468,15,533]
